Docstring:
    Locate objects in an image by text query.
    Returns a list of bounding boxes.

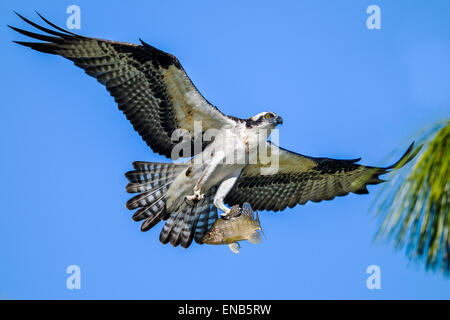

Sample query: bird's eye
[265,114,272,119]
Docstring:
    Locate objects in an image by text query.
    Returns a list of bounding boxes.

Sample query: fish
[202,202,265,253]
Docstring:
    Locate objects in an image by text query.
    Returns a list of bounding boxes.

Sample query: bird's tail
[125,162,186,231]
[125,162,218,248]
[159,189,218,248]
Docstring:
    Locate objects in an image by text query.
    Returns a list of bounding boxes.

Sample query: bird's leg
[185,152,223,203]
[214,172,241,217]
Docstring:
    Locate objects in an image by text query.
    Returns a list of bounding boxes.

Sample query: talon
[195,192,205,201]
[185,194,196,201]
[220,208,232,219]
[185,192,205,203]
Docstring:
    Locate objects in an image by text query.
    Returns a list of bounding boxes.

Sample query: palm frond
[374,120,449,276]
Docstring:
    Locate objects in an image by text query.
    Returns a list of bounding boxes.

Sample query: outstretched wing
[10,12,233,159]
[225,142,420,211]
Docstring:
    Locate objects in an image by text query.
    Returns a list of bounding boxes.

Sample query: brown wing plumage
[225,142,420,211]
[9,12,232,159]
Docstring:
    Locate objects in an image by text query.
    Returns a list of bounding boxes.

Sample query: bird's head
[247,111,283,130]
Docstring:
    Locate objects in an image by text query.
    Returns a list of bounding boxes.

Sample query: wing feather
[225,142,420,211]
[10,12,233,159]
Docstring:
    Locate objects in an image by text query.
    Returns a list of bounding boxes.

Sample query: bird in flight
[10,12,420,249]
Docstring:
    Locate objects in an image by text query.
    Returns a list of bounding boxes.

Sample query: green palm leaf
[374,120,449,275]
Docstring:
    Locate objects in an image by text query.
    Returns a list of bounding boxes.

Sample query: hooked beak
[276,116,283,125]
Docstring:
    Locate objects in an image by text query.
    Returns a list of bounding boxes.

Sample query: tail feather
[125,161,186,210]
[125,162,185,184]
[159,207,183,245]
[140,208,165,232]
[126,178,171,193]
[170,203,196,247]
[132,196,166,221]
[160,190,218,248]
[169,206,190,247]
[159,202,189,247]
[180,202,205,248]
[125,161,186,234]
[194,198,218,244]
[125,172,173,186]
[126,183,171,210]
[179,209,198,248]
[125,161,218,248]
[132,161,184,173]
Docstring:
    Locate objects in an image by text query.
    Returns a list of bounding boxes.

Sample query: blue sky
[1,0,449,299]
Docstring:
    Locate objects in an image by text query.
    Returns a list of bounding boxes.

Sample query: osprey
[10,13,419,248]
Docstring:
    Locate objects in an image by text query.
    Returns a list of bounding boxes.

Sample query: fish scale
[202,203,264,253]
